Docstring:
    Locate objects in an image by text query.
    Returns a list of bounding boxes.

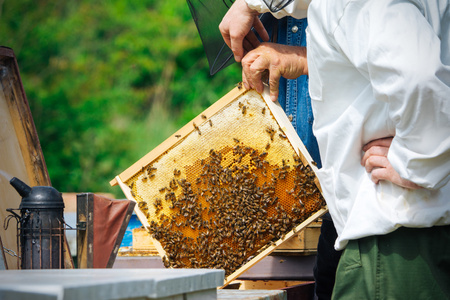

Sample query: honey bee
[209,119,213,127]
[162,256,170,268]
[279,133,287,139]
[201,114,207,119]
[266,127,275,141]
[147,166,157,174]
[193,122,201,135]
[262,107,266,114]
[175,134,181,138]
[242,105,247,115]
[233,138,240,143]
[236,81,243,90]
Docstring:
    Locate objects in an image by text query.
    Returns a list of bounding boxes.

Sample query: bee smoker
[6,177,65,269]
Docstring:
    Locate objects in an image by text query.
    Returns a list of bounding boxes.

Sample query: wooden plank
[217,289,287,300]
[132,228,155,251]
[76,193,91,269]
[233,280,309,290]
[221,207,327,287]
[298,226,321,251]
[275,220,321,252]
[0,49,50,186]
[0,48,51,269]
[276,235,303,251]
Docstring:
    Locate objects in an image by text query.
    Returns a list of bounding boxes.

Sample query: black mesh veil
[187,0,294,75]
[262,0,294,12]
[187,0,236,75]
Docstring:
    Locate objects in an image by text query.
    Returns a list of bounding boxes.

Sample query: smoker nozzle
[10,177,32,198]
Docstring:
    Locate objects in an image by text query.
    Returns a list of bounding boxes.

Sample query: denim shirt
[268,17,322,167]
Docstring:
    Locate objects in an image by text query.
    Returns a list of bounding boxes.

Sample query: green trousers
[332,225,450,300]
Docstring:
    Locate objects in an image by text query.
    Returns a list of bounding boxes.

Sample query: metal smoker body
[7,177,65,269]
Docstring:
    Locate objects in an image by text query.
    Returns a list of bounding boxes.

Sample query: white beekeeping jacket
[307,0,450,250]
[245,0,310,19]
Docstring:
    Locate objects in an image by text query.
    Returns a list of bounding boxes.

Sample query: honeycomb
[114,88,325,279]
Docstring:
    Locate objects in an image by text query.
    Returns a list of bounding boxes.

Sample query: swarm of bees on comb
[121,89,325,277]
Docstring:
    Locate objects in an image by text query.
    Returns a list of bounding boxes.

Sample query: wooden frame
[112,86,327,287]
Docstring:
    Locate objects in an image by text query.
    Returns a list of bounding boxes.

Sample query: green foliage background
[0,0,241,196]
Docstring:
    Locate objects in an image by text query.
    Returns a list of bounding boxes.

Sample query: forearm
[360,1,450,189]
[241,43,308,101]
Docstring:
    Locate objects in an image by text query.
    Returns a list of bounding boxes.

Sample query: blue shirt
[264,16,321,167]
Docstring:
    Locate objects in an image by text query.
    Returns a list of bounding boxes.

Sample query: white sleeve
[245,0,309,19]
[341,1,450,189]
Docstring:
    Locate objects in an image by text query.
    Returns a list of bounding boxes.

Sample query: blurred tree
[0,0,241,196]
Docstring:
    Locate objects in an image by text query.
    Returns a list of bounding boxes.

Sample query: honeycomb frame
[111,86,327,287]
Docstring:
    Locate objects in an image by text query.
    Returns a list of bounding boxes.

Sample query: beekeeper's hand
[219,0,269,62]
[241,43,308,101]
[362,137,422,189]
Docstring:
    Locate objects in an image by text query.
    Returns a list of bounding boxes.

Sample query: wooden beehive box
[132,227,158,254]
[110,86,327,286]
[274,220,322,254]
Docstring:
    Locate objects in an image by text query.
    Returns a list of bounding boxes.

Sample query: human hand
[219,0,269,62]
[241,43,308,101]
[361,137,421,189]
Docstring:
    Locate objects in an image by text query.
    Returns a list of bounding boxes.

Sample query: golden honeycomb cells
[111,87,326,284]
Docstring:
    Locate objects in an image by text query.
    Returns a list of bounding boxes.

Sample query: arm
[219,0,269,62]
[343,1,450,189]
[241,43,308,101]
[219,0,309,62]
[361,137,422,189]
